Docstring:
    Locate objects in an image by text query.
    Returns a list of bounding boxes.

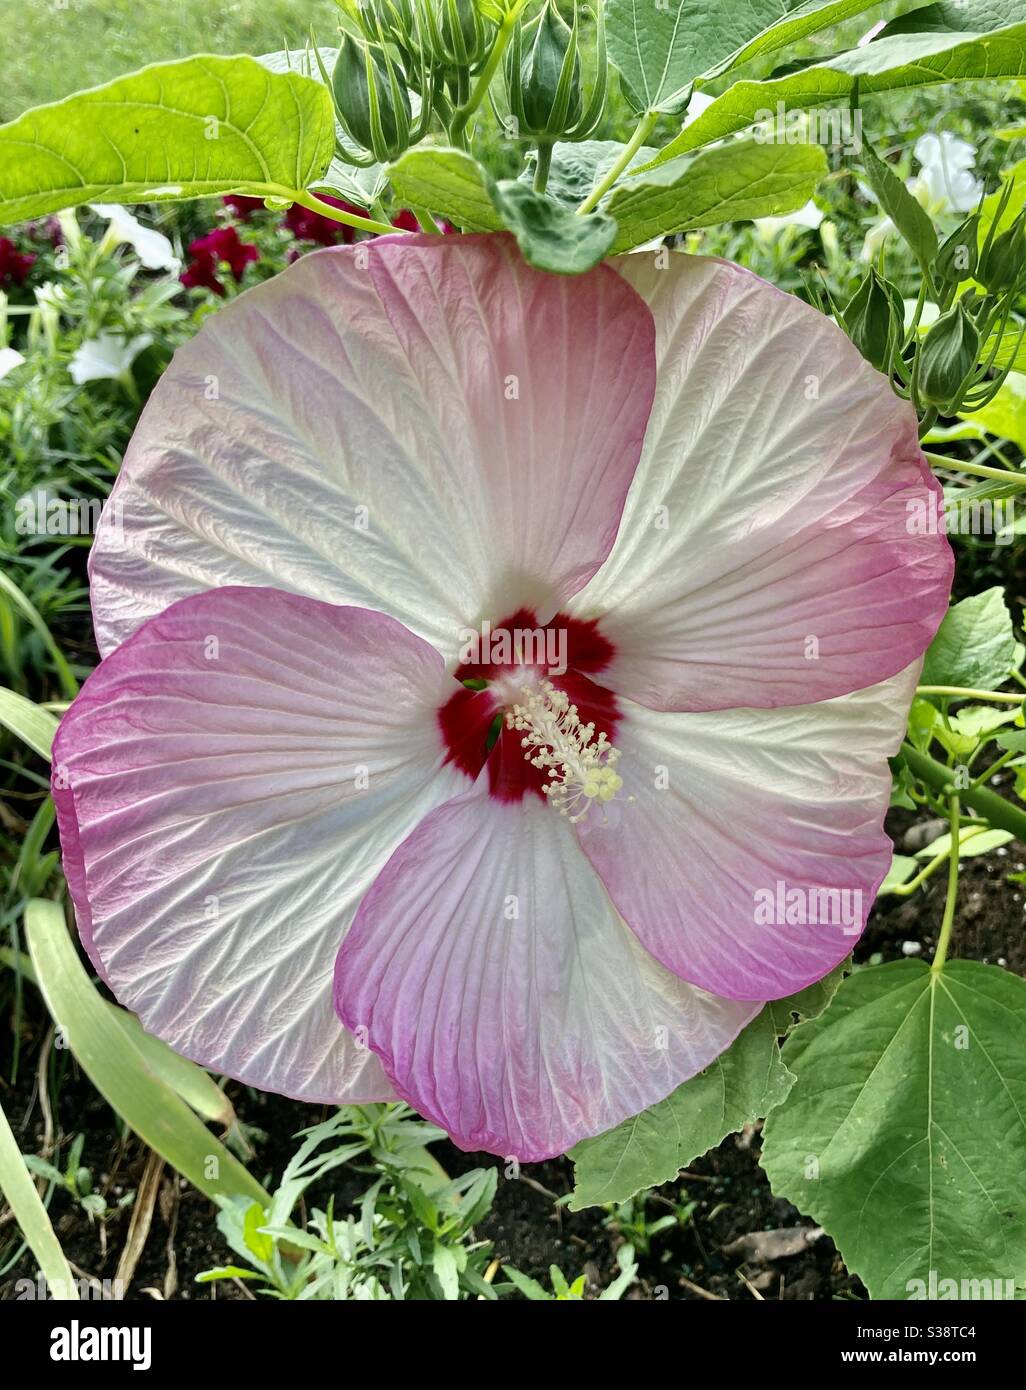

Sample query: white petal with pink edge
[569,253,952,712]
[89,233,656,659]
[575,664,920,1001]
[334,788,759,1162]
[52,587,468,1103]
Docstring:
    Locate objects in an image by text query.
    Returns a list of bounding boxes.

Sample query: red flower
[181,226,259,296]
[0,236,37,288]
[283,195,366,246]
[391,209,455,234]
[222,194,265,221]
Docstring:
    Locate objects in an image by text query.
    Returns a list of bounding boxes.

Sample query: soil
[2,801,1020,1303]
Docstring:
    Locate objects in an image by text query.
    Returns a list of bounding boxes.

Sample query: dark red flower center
[438,609,620,803]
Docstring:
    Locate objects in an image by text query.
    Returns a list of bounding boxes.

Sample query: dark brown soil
[4,803,1018,1303]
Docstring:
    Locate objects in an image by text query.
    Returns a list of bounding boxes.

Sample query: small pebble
[901,941,923,957]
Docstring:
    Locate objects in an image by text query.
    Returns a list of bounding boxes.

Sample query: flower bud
[978,208,1026,295]
[331,36,411,161]
[917,300,980,408]
[519,2,582,135]
[935,213,980,285]
[843,269,900,374]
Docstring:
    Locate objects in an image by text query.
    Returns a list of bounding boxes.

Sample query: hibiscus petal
[90,233,656,660]
[52,587,466,1102]
[576,665,919,1001]
[334,788,758,1161]
[570,253,952,712]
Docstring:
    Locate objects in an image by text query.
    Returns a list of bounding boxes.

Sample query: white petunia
[0,346,25,381]
[68,332,152,385]
[89,205,181,272]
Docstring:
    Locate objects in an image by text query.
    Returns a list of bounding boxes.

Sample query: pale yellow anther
[505,681,626,824]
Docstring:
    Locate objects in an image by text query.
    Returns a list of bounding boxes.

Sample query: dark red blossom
[222,194,265,221]
[0,237,37,288]
[180,226,258,296]
[283,195,366,246]
[391,209,455,234]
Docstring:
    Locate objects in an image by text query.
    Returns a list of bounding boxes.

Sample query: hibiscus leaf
[488,180,618,274]
[921,587,1019,691]
[386,147,503,232]
[568,963,847,1209]
[641,19,1026,166]
[519,139,659,210]
[0,55,336,225]
[761,960,1026,1300]
[607,139,827,253]
[606,0,884,114]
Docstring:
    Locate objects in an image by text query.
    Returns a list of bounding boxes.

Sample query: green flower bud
[843,270,900,374]
[935,213,980,285]
[978,209,1026,295]
[332,36,411,161]
[518,2,581,136]
[917,300,980,408]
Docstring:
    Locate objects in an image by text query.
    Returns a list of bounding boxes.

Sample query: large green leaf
[921,587,1019,691]
[605,0,885,113]
[521,139,659,209]
[386,147,503,231]
[608,139,826,252]
[0,55,335,225]
[644,20,1026,165]
[762,960,1026,1300]
[25,900,268,1209]
[569,965,846,1209]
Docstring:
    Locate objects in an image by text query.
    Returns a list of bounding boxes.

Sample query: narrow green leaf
[762,960,1026,1299]
[0,687,59,761]
[644,21,1026,166]
[489,180,617,273]
[607,139,827,252]
[0,569,78,698]
[0,1097,78,1298]
[861,137,937,270]
[25,900,268,1209]
[0,55,335,225]
[387,147,503,231]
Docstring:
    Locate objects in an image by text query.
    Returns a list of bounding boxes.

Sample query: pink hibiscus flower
[52,235,952,1161]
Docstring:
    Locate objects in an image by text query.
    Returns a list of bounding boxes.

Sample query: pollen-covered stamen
[506,681,625,824]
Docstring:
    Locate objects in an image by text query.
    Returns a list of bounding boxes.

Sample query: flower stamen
[506,681,625,824]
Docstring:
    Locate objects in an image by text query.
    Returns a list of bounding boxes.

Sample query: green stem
[923,450,1026,485]
[449,0,528,144]
[896,743,1026,844]
[533,141,553,194]
[931,793,960,973]
[916,685,1023,704]
[577,109,659,215]
[970,747,1017,790]
[287,189,397,238]
[889,823,989,897]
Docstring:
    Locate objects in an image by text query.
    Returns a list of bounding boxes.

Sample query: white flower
[913,132,983,214]
[89,205,181,272]
[0,346,25,381]
[861,215,896,262]
[755,199,824,237]
[68,331,152,385]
